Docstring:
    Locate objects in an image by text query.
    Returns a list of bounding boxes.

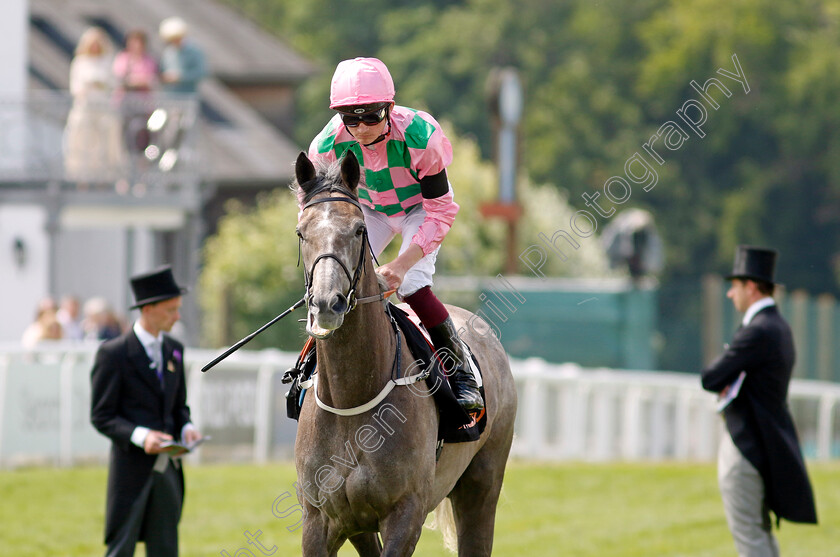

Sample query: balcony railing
[0,91,200,197]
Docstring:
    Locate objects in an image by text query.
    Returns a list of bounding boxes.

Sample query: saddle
[283,303,486,444]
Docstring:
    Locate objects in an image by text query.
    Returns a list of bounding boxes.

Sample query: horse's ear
[340,151,360,191]
[295,152,317,191]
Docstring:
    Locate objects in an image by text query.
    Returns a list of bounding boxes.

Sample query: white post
[59,353,75,467]
[673,389,693,459]
[621,387,644,459]
[817,395,835,461]
[566,382,590,459]
[0,355,9,463]
[0,0,28,176]
[0,0,27,99]
[185,363,203,464]
[253,362,275,464]
[524,376,546,458]
[591,388,615,461]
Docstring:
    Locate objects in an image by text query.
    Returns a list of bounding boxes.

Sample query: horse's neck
[315,272,396,409]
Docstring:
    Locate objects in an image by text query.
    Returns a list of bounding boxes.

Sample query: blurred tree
[199,190,304,350]
[214,0,840,373]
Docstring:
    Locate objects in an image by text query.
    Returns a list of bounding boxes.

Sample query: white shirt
[742,296,776,327]
[133,320,163,365]
[130,321,195,448]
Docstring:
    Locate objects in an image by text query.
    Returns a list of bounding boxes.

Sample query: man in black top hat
[701,246,816,556]
[91,265,201,557]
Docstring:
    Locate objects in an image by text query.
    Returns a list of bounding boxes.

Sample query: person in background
[701,245,817,556]
[91,266,201,557]
[113,29,158,156]
[158,17,206,95]
[64,26,125,179]
[21,297,64,348]
[57,295,84,341]
[83,297,125,342]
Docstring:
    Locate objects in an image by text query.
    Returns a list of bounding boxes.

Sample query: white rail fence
[1,343,838,467]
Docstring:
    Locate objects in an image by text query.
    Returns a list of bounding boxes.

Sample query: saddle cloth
[389,304,487,444]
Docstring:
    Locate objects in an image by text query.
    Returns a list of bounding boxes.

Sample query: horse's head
[294,151,368,339]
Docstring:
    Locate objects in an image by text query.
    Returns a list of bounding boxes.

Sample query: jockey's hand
[376,244,424,291]
[376,261,407,291]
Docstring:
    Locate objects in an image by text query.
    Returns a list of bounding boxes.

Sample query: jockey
[306,57,483,412]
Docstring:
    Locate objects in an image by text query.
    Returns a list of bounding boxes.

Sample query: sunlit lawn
[1,460,837,556]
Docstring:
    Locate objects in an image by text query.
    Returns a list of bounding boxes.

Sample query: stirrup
[283,336,316,384]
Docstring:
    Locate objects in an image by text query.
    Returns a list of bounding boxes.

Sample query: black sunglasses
[341,107,388,128]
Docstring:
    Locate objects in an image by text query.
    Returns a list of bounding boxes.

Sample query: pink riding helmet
[329,57,395,109]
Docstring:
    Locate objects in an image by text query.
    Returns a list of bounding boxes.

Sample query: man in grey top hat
[701,245,817,556]
[91,265,202,557]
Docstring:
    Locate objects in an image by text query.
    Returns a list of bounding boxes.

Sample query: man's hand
[183,428,202,445]
[376,261,408,291]
[143,430,174,454]
[376,244,424,291]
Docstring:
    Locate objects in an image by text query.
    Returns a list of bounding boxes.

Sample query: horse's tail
[427,497,458,553]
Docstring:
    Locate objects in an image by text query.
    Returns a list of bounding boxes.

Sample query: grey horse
[293,152,517,556]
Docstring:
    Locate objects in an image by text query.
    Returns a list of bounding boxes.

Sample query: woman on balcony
[63,26,126,183]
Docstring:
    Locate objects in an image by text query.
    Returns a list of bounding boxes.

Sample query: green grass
[1,460,838,556]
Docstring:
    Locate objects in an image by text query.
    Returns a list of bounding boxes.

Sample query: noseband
[301,195,369,313]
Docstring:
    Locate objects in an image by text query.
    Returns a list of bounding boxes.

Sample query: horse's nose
[317,292,347,315]
[330,293,348,314]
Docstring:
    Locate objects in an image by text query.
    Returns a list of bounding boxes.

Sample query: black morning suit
[701,305,817,524]
[91,328,192,554]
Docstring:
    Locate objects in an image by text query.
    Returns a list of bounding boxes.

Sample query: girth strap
[302,371,427,416]
[299,304,427,416]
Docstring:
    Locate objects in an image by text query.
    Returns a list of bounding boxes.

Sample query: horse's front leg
[348,532,382,556]
[378,496,426,557]
[301,505,344,557]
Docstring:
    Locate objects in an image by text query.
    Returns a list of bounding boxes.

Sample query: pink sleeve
[411,112,453,180]
[306,138,337,167]
[411,189,460,255]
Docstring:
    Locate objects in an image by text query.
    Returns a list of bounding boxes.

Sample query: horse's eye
[296,229,303,240]
[355,225,366,237]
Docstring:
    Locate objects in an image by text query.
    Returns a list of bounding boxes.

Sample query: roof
[27,0,317,185]
[30,0,315,83]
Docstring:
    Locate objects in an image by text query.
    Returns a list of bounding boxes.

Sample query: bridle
[301,194,368,313]
[298,189,424,417]
[299,190,389,313]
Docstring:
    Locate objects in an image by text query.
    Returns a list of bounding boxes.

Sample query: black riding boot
[428,317,484,412]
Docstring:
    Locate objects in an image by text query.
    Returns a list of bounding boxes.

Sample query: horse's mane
[291,157,360,204]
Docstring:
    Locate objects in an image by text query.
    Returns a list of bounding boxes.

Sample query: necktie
[150,339,164,387]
